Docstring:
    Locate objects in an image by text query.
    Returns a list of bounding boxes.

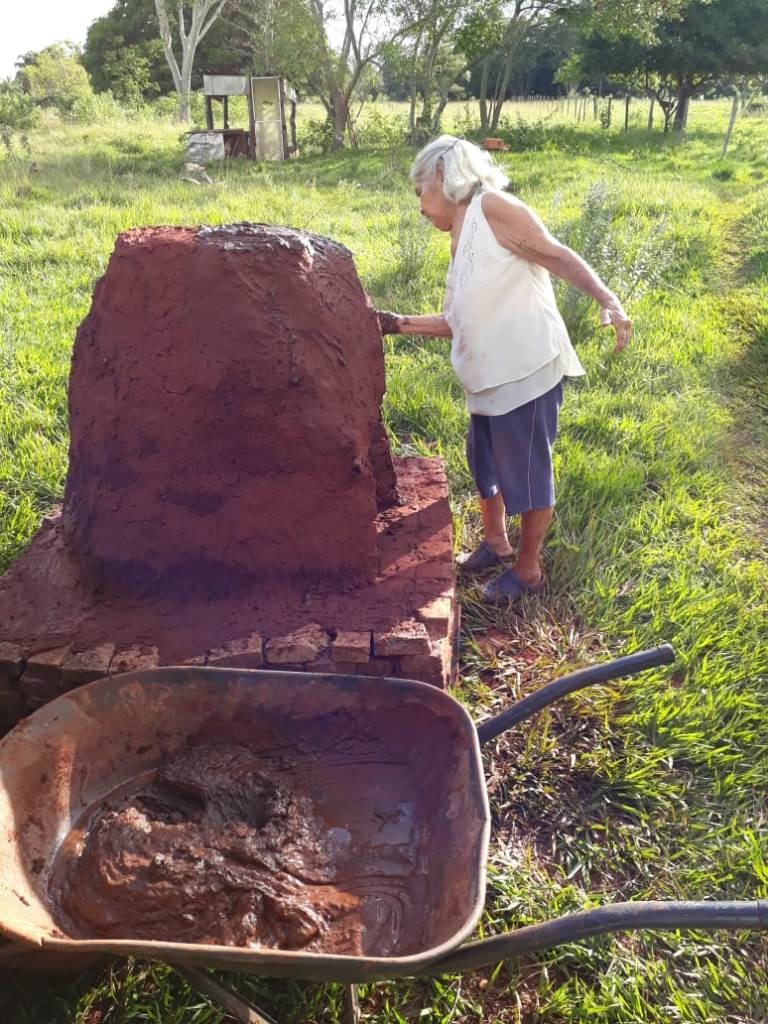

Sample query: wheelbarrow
[0,645,765,1024]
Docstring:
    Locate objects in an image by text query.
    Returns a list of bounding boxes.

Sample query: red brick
[62,643,115,684]
[110,645,160,675]
[417,594,453,631]
[265,624,329,665]
[0,642,24,676]
[330,630,371,663]
[25,646,71,683]
[374,621,431,657]
[208,632,263,668]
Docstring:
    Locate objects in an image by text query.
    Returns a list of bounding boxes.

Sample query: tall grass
[1,101,767,1022]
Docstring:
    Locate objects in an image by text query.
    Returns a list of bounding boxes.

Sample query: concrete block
[62,643,116,685]
[208,632,263,668]
[330,630,371,663]
[265,624,329,665]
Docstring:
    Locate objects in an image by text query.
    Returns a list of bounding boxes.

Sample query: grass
[1,98,767,1022]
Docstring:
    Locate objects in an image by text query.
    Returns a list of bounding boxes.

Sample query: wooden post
[223,95,229,130]
[205,95,214,130]
[247,78,257,160]
[624,94,631,131]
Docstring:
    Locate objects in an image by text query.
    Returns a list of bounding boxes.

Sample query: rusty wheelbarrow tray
[1,646,766,1024]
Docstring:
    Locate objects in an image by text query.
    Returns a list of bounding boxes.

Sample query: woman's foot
[481,567,546,604]
[456,540,513,574]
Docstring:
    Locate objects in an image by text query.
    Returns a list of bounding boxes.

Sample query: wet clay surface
[47,717,441,956]
[61,224,397,586]
[50,745,366,952]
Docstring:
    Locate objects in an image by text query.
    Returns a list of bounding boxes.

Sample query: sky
[2,1,115,80]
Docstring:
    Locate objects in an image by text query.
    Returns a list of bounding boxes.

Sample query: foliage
[553,179,678,339]
[0,81,40,138]
[16,43,94,114]
[69,90,130,125]
[299,115,334,154]
[572,0,768,131]
[83,0,175,97]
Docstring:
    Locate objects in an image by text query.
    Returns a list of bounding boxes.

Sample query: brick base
[0,458,458,732]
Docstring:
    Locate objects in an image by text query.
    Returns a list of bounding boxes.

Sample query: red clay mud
[50,744,367,952]
[62,225,397,587]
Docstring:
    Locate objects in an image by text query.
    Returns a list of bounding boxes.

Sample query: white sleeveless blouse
[443,189,584,415]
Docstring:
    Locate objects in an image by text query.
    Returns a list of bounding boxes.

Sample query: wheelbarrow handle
[420,899,768,976]
[476,643,675,746]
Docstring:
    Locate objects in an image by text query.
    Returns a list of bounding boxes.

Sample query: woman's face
[415,172,455,232]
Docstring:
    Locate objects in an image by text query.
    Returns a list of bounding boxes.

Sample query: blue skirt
[465,380,564,515]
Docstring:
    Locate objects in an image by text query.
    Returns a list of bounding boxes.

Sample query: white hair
[410,135,509,202]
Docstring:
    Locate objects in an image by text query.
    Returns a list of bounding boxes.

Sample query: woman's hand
[599,298,632,352]
[375,311,452,338]
[376,310,403,335]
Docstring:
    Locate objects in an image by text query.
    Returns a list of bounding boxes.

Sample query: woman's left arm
[482,192,632,352]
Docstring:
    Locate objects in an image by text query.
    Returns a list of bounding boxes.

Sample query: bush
[22,43,93,114]
[0,81,39,152]
[69,89,126,125]
[554,180,677,342]
[300,116,334,154]
[353,108,407,147]
[498,113,560,151]
[453,103,481,140]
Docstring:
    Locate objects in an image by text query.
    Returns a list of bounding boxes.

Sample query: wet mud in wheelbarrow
[1,647,766,1022]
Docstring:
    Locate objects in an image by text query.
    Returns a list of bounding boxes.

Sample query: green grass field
[1,99,767,1023]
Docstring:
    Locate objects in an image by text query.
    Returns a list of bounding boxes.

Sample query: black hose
[476,644,675,746]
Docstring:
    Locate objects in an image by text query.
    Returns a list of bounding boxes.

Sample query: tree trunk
[330,87,348,151]
[722,88,739,157]
[624,94,630,131]
[673,83,690,135]
[479,55,491,132]
[646,95,655,132]
[489,48,514,132]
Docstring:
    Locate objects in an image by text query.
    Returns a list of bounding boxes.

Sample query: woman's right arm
[377,311,452,337]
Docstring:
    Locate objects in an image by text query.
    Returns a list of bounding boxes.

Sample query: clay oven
[0,224,457,731]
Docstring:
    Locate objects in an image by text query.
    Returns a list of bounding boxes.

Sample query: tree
[223,0,322,82]
[572,0,768,134]
[153,0,229,121]
[472,2,569,132]
[15,43,94,114]
[84,0,174,98]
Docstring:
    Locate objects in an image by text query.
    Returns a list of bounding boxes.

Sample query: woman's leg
[480,492,514,556]
[513,506,553,585]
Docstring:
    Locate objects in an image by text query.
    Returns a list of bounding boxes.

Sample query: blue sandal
[481,568,546,605]
[457,540,509,574]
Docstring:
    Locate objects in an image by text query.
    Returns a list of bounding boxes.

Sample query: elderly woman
[378,135,631,604]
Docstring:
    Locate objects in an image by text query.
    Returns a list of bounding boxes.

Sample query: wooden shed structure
[197,74,298,161]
